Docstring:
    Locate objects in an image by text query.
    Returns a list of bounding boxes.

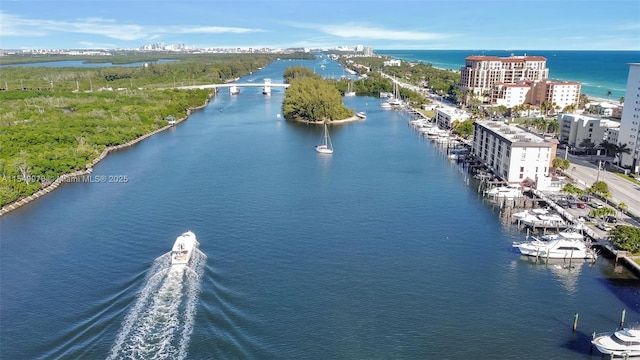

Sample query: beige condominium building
[619,63,640,172]
[472,121,558,184]
[459,55,580,110]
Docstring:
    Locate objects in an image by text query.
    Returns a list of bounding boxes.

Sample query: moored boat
[485,184,523,198]
[171,231,200,266]
[512,235,596,260]
[356,111,366,119]
[315,124,333,154]
[591,324,640,357]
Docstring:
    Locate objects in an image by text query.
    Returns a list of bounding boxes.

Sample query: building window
[520,166,524,172]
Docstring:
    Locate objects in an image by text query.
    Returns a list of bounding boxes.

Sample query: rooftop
[477,121,547,144]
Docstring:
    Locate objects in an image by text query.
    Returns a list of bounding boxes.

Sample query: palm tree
[598,140,616,157]
[579,138,596,154]
[614,142,631,165]
[578,94,589,109]
[547,120,560,135]
[541,100,550,116]
[511,104,523,118]
[619,97,625,104]
[618,202,628,217]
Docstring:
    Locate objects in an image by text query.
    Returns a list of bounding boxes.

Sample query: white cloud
[0,11,264,41]
[285,21,456,41]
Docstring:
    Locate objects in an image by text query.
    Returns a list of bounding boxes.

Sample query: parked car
[590,202,604,209]
[597,223,613,231]
[557,200,569,208]
[605,215,617,223]
[578,195,590,202]
[577,203,586,209]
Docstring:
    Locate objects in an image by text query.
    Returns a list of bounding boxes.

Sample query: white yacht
[380,101,392,109]
[512,235,596,260]
[485,184,523,198]
[521,213,567,228]
[592,324,640,357]
[171,231,200,266]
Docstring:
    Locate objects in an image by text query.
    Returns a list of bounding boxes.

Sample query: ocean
[377,50,640,101]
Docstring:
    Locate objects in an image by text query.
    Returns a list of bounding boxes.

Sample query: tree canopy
[281,76,353,122]
[609,225,640,254]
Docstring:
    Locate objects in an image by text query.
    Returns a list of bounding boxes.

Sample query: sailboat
[315,123,333,154]
[345,79,356,97]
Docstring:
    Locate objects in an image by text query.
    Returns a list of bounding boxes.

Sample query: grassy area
[613,171,640,185]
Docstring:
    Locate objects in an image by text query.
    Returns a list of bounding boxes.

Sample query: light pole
[596,150,602,182]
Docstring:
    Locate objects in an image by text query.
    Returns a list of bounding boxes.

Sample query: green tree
[598,140,617,157]
[589,180,611,204]
[617,202,628,217]
[578,94,590,109]
[613,142,631,165]
[609,225,640,254]
[579,138,596,154]
[451,119,474,138]
[546,119,560,135]
[281,77,353,122]
[588,207,615,221]
[552,157,570,174]
[561,183,584,195]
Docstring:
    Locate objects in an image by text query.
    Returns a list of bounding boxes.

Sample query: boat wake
[107,250,206,360]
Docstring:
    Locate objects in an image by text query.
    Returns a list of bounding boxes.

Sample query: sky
[1,0,639,51]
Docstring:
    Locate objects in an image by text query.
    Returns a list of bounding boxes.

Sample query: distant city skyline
[1,0,639,51]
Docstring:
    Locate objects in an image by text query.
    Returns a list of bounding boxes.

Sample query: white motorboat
[485,184,523,198]
[380,101,392,109]
[171,231,200,266]
[521,213,566,228]
[592,324,640,357]
[356,111,366,119]
[512,236,596,260]
[315,123,333,154]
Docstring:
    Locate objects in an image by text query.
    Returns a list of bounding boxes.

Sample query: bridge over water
[174,79,289,95]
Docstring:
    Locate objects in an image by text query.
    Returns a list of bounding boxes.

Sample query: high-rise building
[458,55,581,110]
[459,55,549,100]
[618,63,640,172]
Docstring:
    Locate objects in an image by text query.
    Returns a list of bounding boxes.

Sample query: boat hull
[592,329,640,357]
[315,145,333,154]
[512,238,596,260]
[171,231,200,266]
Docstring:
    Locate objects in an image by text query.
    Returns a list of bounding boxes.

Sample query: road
[563,151,640,223]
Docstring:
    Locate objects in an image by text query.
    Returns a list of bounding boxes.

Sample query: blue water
[1,57,639,359]
[377,50,640,101]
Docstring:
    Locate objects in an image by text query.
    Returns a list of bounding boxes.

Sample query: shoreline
[0,96,212,217]
[290,114,364,125]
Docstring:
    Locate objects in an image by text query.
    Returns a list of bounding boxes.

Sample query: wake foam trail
[108,251,205,360]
